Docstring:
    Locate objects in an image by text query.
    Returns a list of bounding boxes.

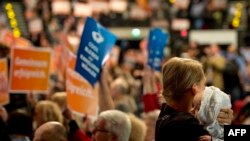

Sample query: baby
[192,86,232,141]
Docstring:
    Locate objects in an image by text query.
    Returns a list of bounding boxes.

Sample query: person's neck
[169,103,191,112]
[168,94,193,112]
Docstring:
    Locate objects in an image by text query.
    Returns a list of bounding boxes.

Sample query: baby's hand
[217,108,234,125]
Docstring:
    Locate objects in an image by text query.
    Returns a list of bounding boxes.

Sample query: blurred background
[1,1,250,140]
[0,0,250,51]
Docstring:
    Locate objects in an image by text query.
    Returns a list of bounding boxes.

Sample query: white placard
[174,0,190,10]
[28,18,43,33]
[73,3,92,17]
[130,4,148,20]
[171,19,190,30]
[109,0,128,13]
[52,1,71,15]
[89,1,109,13]
[189,30,238,46]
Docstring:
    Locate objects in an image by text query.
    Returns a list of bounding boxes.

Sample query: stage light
[131,28,141,38]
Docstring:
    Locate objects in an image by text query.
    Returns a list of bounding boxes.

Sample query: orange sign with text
[0,58,9,105]
[10,47,51,92]
[66,68,98,116]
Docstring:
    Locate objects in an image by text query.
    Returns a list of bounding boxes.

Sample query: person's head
[110,77,129,98]
[7,110,33,138]
[162,57,205,111]
[35,100,63,127]
[195,86,231,125]
[187,47,199,58]
[143,110,160,141]
[51,92,67,111]
[192,86,231,138]
[189,40,198,49]
[210,43,220,55]
[92,110,131,141]
[128,114,147,141]
[33,121,67,141]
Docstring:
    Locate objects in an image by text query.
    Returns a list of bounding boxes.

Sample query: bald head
[33,121,68,141]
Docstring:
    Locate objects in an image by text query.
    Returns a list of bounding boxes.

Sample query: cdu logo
[92,31,104,44]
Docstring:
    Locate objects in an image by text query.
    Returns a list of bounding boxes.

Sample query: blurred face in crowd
[123,49,137,71]
[92,118,116,141]
[210,44,219,55]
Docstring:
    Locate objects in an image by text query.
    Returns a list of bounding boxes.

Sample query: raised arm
[98,66,115,112]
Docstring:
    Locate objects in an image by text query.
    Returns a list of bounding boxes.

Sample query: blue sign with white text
[75,17,117,86]
[147,28,168,71]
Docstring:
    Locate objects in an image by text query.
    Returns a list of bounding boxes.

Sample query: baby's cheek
[190,107,195,115]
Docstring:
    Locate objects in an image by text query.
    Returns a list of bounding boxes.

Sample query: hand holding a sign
[142,66,161,113]
[143,66,157,94]
[98,66,115,112]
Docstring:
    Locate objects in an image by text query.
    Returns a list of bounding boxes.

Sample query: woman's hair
[162,57,205,102]
[128,113,147,141]
[50,92,67,110]
[99,110,131,141]
[35,100,64,127]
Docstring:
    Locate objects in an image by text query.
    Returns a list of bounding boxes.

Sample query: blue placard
[75,17,117,86]
[147,28,168,71]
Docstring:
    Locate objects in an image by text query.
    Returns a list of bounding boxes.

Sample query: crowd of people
[1,0,250,141]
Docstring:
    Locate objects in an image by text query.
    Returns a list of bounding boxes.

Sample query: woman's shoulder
[166,111,200,127]
[157,104,200,126]
[156,105,210,141]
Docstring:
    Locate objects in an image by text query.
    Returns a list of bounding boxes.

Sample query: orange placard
[67,51,76,69]
[10,47,51,92]
[0,58,9,105]
[66,68,98,116]
[50,45,63,75]
[50,44,76,82]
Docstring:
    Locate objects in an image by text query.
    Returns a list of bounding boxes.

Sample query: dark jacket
[155,103,210,141]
